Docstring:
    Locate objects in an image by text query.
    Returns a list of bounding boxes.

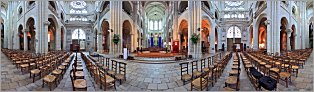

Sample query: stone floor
[1,51,313,91]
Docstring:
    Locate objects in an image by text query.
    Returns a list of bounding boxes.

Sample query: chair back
[111,60,118,72]
[191,60,198,72]
[106,58,110,68]
[180,62,189,76]
[201,59,206,72]
[118,62,127,77]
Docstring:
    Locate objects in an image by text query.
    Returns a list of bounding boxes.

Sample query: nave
[1,49,313,91]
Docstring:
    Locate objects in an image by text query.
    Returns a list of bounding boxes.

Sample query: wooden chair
[191,71,209,91]
[99,68,116,91]
[290,59,299,77]
[30,60,41,83]
[279,66,292,88]
[108,60,117,77]
[42,68,57,91]
[71,64,84,79]
[70,69,87,91]
[52,69,62,84]
[115,62,127,85]
[192,60,201,78]
[20,60,30,74]
[180,62,192,85]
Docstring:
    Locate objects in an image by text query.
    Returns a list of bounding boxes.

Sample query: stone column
[187,1,202,58]
[56,27,61,50]
[275,1,280,54]
[24,29,28,51]
[300,1,306,49]
[286,29,292,50]
[97,32,103,53]
[253,18,259,50]
[43,21,50,53]
[172,1,178,51]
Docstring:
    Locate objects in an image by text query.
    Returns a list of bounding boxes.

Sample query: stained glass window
[225,1,243,7]
[227,26,241,38]
[72,29,86,39]
[70,1,86,9]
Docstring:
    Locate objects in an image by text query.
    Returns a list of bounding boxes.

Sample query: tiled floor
[1,51,313,91]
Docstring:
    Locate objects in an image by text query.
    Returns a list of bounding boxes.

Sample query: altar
[150,33,163,48]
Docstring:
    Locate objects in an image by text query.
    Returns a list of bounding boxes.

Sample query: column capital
[286,29,292,33]
[23,29,29,32]
[43,21,51,25]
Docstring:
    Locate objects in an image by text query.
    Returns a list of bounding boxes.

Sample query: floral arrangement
[112,34,120,44]
[191,33,199,44]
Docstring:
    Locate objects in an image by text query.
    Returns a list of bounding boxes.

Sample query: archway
[48,18,57,51]
[258,18,267,49]
[26,18,36,51]
[201,19,211,53]
[49,1,56,10]
[249,26,253,48]
[179,20,188,52]
[122,1,132,15]
[310,23,313,48]
[122,20,132,49]
[280,17,288,51]
[18,25,24,50]
[102,21,110,53]
[178,1,188,14]
[61,27,65,50]
[1,23,4,48]
[291,25,296,50]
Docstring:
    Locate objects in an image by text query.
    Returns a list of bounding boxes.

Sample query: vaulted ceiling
[145,2,166,20]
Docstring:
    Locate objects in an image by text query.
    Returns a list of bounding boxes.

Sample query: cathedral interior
[0,1,313,91]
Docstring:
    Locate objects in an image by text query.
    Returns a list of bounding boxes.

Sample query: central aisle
[209,53,255,91]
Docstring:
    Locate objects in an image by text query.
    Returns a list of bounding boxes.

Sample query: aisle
[209,53,255,91]
[52,53,96,91]
[13,53,97,91]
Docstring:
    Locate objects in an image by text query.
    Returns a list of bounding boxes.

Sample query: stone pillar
[43,21,50,53]
[172,1,178,51]
[275,1,280,54]
[210,23,216,54]
[286,29,292,50]
[253,18,259,50]
[300,1,306,49]
[24,30,28,51]
[187,1,202,58]
[56,27,61,50]
[97,32,102,53]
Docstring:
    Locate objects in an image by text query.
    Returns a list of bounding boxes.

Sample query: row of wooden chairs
[83,53,127,91]
[243,52,277,91]
[2,49,73,91]
[223,52,241,91]
[41,52,72,91]
[246,49,312,88]
[179,52,232,91]
[69,53,87,91]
